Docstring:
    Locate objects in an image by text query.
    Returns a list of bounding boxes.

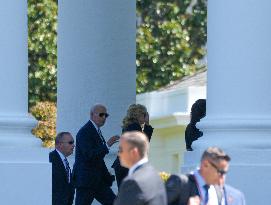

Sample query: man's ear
[131,147,139,156]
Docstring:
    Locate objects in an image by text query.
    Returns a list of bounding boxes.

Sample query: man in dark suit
[73,104,119,205]
[166,147,231,205]
[49,132,75,205]
[114,131,167,205]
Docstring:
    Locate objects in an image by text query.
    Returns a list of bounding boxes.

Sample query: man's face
[91,105,108,127]
[58,134,75,157]
[203,159,229,185]
[137,112,145,125]
[118,138,135,168]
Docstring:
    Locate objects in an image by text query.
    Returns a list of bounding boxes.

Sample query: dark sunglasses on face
[208,160,228,176]
[98,113,109,118]
[61,141,74,145]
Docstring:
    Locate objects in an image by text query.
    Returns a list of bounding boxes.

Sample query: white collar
[128,158,148,176]
[90,120,100,132]
[193,169,218,205]
[194,169,206,189]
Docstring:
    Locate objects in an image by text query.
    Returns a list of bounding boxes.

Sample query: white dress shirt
[56,149,71,182]
[193,169,219,205]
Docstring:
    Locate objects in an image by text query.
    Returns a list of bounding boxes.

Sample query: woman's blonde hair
[122,104,147,128]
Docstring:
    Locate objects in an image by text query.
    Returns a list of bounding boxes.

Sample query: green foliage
[31,101,56,147]
[136,0,207,93]
[28,0,58,107]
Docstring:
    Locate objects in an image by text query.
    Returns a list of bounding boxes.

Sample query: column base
[0,114,41,147]
[195,116,271,149]
[0,148,51,205]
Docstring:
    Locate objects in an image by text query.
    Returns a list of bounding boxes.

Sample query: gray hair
[121,131,149,158]
[55,132,72,145]
[201,147,231,163]
[90,103,106,115]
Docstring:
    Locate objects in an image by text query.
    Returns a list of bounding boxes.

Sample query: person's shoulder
[79,120,93,131]
[166,173,195,189]
[77,121,95,136]
[121,175,139,188]
[133,163,156,177]
[224,184,245,197]
[49,149,57,157]
[49,149,59,162]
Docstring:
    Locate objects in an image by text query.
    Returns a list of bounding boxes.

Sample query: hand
[187,196,200,205]
[144,112,150,125]
[107,135,120,147]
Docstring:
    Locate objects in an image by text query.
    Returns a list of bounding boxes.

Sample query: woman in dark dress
[112,104,153,188]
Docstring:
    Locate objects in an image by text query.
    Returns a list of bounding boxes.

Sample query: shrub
[159,171,171,182]
[30,101,56,147]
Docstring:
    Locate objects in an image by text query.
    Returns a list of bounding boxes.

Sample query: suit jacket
[166,174,199,205]
[49,150,74,205]
[73,120,114,189]
[215,184,246,205]
[114,163,167,205]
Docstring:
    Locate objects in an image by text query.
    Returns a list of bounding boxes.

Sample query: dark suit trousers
[75,186,116,205]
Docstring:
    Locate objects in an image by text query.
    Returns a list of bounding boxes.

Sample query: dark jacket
[49,150,75,205]
[112,122,153,187]
[73,120,114,189]
[114,163,167,205]
[165,174,199,205]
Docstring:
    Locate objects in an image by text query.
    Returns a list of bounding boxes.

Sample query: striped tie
[97,128,106,145]
[64,158,71,183]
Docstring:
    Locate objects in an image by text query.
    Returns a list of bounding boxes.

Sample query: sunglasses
[208,160,228,176]
[61,141,74,145]
[98,113,109,118]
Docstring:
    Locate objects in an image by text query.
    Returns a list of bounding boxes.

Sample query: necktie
[203,184,210,205]
[64,158,71,183]
[97,128,106,145]
[216,186,223,205]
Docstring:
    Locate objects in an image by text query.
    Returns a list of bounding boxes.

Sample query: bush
[30,101,56,147]
[28,0,58,107]
[159,171,171,182]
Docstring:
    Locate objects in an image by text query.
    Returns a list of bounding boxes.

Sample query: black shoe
[186,147,193,151]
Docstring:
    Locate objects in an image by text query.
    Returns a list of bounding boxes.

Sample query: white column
[0,1,51,204]
[182,1,271,204]
[57,0,136,137]
[57,0,136,198]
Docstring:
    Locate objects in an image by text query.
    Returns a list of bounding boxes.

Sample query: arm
[114,179,144,205]
[165,175,183,204]
[143,124,153,141]
[143,112,153,141]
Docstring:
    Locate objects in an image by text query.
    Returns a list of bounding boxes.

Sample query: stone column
[0,1,51,204]
[182,1,271,204]
[57,0,136,198]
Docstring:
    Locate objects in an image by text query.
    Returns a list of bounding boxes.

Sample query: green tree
[136,0,207,93]
[28,0,58,107]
